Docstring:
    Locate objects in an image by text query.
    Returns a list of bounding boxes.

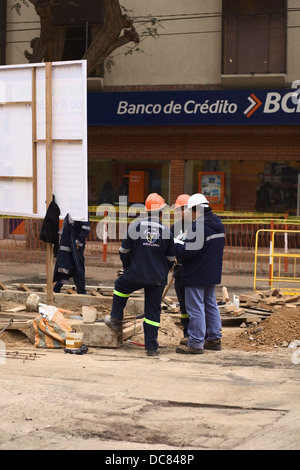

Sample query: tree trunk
[24,0,139,75]
[26,0,53,63]
[83,0,139,76]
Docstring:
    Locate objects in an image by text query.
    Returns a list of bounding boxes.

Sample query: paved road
[0,344,299,451]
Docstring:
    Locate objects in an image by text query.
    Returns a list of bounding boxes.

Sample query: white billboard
[0,61,88,221]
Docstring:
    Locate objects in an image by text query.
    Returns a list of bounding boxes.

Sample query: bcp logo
[244,93,262,118]
[245,85,300,118]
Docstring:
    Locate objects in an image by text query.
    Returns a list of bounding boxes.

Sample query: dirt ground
[1,295,300,451]
[0,264,300,451]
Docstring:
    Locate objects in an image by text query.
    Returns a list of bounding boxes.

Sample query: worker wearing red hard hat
[105,193,175,356]
[174,193,225,354]
[171,194,191,344]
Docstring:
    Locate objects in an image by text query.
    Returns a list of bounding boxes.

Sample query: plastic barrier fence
[254,228,300,294]
[0,210,299,282]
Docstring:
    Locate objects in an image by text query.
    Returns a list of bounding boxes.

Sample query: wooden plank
[222,286,229,301]
[17,284,31,292]
[122,320,143,340]
[5,305,26,312]
[0,311,37,320]
[221,314,263,325]
[89,289,105,298]
[45,62,54,305]
[0,176,33,181]
[32,66,37,213]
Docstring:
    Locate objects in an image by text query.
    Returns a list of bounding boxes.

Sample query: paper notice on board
[200,174,222,203]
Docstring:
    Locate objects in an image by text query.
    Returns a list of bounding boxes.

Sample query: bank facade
[4,0,300,215]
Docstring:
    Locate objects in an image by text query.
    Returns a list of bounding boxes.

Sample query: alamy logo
[291,80,300,105]
[0,340,5,364]
[95,198,205,250]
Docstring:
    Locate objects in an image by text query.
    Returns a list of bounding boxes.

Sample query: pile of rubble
[223,288,300,351]
[218,287,300,317]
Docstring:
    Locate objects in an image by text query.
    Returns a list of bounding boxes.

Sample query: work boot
[180,337,188,345]
[204,339,222,351]
[146,348,160,357]
[104,315,122,331]
[176,345,204,355]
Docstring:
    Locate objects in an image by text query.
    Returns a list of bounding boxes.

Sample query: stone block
[71,320,122,348]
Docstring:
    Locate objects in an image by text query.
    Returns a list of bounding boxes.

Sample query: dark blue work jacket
[175,208,225,287]
[120,215,175,286]
[53,214,90,282]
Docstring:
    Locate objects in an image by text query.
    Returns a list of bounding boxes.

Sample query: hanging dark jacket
[53,214,90,283]
[39,195,60,257]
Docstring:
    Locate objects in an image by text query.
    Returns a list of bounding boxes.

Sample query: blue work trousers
[174,277,189,336]
[185,285,222,349]
[111,276,165,351]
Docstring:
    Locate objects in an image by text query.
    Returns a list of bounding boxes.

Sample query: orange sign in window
[128,171,149,204]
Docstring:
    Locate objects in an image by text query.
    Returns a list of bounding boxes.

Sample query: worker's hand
[117,267,124,276]
[174,237,185,245]
[174,230,186,242]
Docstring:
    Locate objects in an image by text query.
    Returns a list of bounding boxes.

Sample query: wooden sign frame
[0,61,88,302]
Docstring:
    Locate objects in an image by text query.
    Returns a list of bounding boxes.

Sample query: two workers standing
[105,191,225,356]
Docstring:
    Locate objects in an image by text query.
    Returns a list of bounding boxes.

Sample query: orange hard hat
[174,194,191,208]
[145,193,166,212]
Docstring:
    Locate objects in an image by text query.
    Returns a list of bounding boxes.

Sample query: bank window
[222,0,286,74]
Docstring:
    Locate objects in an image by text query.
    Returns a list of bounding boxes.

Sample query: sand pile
[227,306,300,351]
[130,313,183,347]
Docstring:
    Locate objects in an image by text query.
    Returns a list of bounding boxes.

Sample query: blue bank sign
[87,88,300,126]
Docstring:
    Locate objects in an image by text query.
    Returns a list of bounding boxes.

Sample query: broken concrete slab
[70,320,123,348]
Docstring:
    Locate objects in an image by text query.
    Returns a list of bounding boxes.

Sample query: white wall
[105,0,223,86]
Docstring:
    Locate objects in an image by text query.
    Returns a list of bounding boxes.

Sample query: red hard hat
[145,193,166,211]
[174,194,191,208]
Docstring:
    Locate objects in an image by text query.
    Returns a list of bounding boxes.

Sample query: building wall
[5,1,300,212]
[6,1,300,86]
[104,0,300,87]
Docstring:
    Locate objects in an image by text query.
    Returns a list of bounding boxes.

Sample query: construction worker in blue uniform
[171,194,191,344]
[174,193,225,354]
[105,193,175,356]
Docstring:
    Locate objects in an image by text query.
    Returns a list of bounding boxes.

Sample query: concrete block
[71,320,123,348]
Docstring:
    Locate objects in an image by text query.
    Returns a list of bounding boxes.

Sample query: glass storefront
[88,160,170,207]
[88,159,299,214]
[184,160,299,214]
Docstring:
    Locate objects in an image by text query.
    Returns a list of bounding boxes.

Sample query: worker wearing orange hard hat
[171,194,191,344]
[144,192,166,212]
[174,194,190,209]
[105,193,175,356]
